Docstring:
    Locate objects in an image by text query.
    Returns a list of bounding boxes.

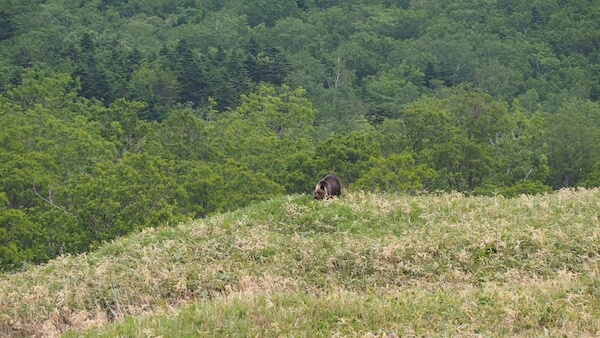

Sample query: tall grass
[1,189,600,337]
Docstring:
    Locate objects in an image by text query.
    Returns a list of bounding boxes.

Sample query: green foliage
[150,107,220,161]
[229,85,316,142]
[582,162,600,188]
[364,64,425,118]
[543,99,600,188]
[483,101,550,193]
[314,131,382,186]
[217,84,318,192]
[60,153,178,243]
[395,86,543,192]
[375,118,411,156]
[235,0,299,27]
[501,180,553,197]
[1,0,600,272]
[172,161,222,218]
[207,160,285,213]
[353,153,437,193]
[0,10,16,41]
[0,201,47,270]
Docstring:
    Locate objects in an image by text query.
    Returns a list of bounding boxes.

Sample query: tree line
[2,71,600,271]
[1,0,600,270]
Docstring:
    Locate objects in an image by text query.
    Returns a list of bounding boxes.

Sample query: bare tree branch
[32,184,76,217]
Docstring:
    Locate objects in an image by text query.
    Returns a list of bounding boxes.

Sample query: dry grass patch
[68,272,600,337]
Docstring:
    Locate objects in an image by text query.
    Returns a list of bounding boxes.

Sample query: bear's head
[313,183,328,199]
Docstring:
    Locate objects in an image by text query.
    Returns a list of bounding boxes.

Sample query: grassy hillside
[2,189,600,337]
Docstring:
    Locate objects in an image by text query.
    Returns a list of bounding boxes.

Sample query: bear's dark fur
[313,174,342,200]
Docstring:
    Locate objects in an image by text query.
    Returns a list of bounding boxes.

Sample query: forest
[1,0,600,271]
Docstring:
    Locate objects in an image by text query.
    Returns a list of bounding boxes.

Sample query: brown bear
[313,174,342,200]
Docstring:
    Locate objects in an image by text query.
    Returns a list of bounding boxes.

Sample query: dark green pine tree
[73,33,113,102]
[226,48,252,97]
[174,39,209,106]
[244,38,289,85]
[244,37,263,82]
[0,10,16,41]
[263,47,289,85]
[108,44,143,98]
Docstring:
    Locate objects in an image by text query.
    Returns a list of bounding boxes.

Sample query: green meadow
[2,189,600,337]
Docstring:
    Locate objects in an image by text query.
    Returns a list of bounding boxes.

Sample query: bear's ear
[319,183,325,190]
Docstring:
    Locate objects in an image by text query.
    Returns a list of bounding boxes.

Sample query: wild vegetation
[1,0,600,270]
[1,189,599,336]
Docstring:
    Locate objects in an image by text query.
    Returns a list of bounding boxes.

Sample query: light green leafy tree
[219,84,317,193]
[364,64,425,120]
[474,100,550,195]
[0,192,48,270]
[543,99,600,188]
[353,153,437,193]
[582,162,600,188]
[59,152,178,243]
[399,86,514,192]
[314,131,382,187]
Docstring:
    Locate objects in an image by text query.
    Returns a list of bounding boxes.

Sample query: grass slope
[1,189,600,337]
